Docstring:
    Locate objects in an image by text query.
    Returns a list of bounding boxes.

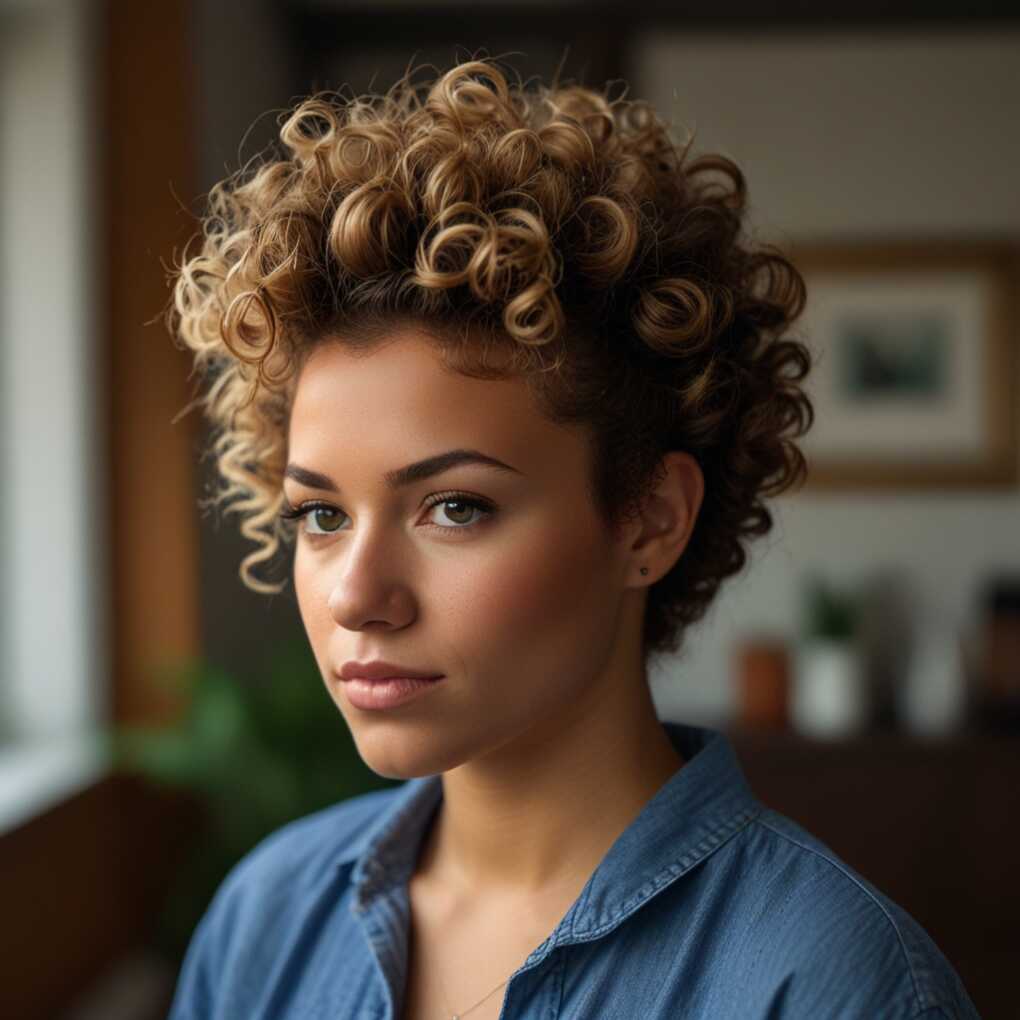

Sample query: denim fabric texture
[166,721,981,1019]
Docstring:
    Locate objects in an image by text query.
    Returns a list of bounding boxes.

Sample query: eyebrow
[283,448,522,494]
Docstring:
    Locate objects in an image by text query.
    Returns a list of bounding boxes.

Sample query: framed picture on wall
[787,240,1019,490]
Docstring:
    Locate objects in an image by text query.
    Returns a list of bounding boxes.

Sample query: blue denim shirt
[167,721,980,1019]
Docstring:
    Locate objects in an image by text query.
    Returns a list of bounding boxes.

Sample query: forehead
[288,327,589,479]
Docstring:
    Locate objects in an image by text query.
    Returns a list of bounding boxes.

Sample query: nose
[325,528,416,632]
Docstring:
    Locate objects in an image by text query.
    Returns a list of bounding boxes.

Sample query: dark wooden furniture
[729,725,1019,1018]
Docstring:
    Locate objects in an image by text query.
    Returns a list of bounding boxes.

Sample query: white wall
[636,29,1020,723]
[0,0,107,830]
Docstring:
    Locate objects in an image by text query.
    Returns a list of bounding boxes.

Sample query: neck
[417,650,685,901]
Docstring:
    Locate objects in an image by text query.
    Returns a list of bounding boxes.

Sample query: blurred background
[1,1,1018,1017]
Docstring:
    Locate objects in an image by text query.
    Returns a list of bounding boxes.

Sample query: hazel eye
[278,491,496,538]
[304,507,345,534]
[279,502,346,535]
[426,497,487,528]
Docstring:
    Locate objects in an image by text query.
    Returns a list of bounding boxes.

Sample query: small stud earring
[640,567,649,576]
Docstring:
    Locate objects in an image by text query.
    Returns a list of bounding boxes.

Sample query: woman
[165,58,979,1019]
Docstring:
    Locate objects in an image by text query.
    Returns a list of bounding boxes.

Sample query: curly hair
[167,56,814,661]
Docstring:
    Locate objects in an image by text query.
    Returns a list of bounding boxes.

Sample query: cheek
[447,512,617,662]
[293,548,333,667]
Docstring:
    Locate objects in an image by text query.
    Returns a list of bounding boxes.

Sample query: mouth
[338,660,444,682]
[338,674,446,711]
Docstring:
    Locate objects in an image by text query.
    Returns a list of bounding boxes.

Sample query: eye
[279,502,345,536]
[278,491,496,538]
[422,493,494,531]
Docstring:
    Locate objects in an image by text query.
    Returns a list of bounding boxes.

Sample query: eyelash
[278,490,497,540]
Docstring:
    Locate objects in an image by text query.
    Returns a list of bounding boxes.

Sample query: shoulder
[718,807,979,1019]
[166,785,404,1020]
[221,784,401,894]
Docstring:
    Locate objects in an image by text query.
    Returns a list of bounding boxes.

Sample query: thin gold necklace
[437,962,511,1019]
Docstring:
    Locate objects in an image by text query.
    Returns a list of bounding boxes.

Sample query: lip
[339,660,444,681]
[340,675,445,711]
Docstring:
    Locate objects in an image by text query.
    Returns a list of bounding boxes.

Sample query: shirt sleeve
[748,818,983,1020]
[164,852,252,1020]
[751,905,984,1020]
[910,1007,980,1020]
[165,905,220,1020]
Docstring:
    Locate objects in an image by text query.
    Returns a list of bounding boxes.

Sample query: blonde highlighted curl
[167,57,814,660]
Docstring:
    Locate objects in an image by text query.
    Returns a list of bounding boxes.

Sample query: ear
[623,451,704,588]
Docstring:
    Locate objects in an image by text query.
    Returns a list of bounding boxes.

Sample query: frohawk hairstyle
[167,56,814,660]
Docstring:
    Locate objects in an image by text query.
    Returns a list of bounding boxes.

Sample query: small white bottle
[792,638,869,738]
[896,612,967,736]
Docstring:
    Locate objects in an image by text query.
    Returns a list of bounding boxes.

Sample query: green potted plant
[792,573,869,738]
[103,638,397,964]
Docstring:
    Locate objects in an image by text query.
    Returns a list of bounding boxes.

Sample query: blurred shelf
[726,722,1019,755]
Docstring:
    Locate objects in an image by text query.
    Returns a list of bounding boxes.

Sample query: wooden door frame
[0,2,202,1017]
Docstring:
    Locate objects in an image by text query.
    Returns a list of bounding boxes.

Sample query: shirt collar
[343,722,763,945]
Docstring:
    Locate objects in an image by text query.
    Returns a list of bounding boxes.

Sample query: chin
[350,725,467,780]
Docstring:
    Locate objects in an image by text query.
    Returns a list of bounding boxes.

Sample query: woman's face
[286,326,641,778]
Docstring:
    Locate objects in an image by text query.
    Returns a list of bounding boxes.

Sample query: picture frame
[786,240,1019,490]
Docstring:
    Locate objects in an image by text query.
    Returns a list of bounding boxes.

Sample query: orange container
[736,637,791,731]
